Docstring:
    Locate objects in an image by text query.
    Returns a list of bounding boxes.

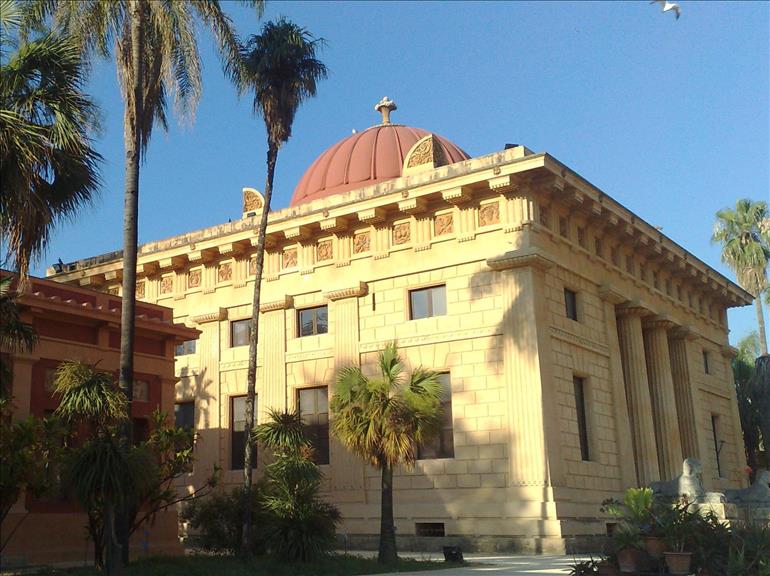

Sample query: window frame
[703,349,711,374]
[573,376,591,462]
[297,305,329,338]
[175,401,195,432]
[417,373,454,460]
[408,285,447,320]
[175,339,197,356]
[564,288,579,322]
[230,395,256,470]
[297,386,330,465]
[230,319,252,348]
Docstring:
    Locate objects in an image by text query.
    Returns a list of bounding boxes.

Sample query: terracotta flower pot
[617,548,641,573]
[643,535,667,559]
[664,551,693,575]
[597,559,620,576]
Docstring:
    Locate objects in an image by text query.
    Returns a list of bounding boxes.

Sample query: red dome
[290,124,470,206]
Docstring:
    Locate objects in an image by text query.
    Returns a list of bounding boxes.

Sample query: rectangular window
[703,349,711,374]
[418,373,454,459]
[298,306,329,337]
[231,395,256,470]
[175,401,195,431]
[175,339,197,356]
[132,418,149,444]
[298,387,329,465]
[573,376,590,461]
[594,237,603,258]
[231,319,251,348]
[409,285,447,320]
[577,226,586,248]
[711,414,723,478]
[559,216,569,238]
[415,522,445,537]
[564,288,578,321]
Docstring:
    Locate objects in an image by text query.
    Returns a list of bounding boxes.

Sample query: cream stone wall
[48,145,752,551]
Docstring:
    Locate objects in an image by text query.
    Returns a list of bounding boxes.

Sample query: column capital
[616,302,653,319]
[191,307,227,324]
[598,283,627,305]
[486,247,556,272]
[260,295,294,313]
[643,315,677,331]
[324,282,368,301]
[669,325,698,342]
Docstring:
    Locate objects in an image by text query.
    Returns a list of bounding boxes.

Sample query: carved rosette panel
[107,286,120,296]
[353,232,370,254]
[478,202,500,226]
[243,189,263,213]
[282,248,298,269]
[160,276,173,294]
[392,222,411,245]
[218,262,232,283]
[188,269,202,289]
[136,282,145,299]
[316,240,333,261]
[434,213,454,236]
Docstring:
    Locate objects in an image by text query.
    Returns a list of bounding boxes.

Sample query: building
[48,99,752,552]
[1,273,199,565]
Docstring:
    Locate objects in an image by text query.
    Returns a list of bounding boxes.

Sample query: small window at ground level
[564,288,578,321]
[175,339,197,356]
[298,306,328,337]
[298,387,329,465]
[409,285,447,320]
[415,522,445,537]
[231,319,251,348]
[418,373,454,459]
[231,395,256,470]
[175,401,195,431]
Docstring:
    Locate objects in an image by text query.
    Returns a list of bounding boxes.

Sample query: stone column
[259,297,292,414]
[668,327,700,461]
[643,318,683,480]
[616,306,660,485]
[325,283,368,502]
[598,286,638,489]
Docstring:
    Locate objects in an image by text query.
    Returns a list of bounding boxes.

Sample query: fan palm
[331,343,442,564]
[235,18,327,551]
[0,275,37,392]
[1,1,101,282]
[712,199,770,355]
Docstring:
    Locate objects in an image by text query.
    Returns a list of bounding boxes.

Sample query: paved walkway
[361,553,594,576]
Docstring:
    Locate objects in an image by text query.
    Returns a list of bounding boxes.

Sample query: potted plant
[614,525,643,574]
[692,511,729,575]
[596,556,620,576]
[568,558,598,575]
[662,499,697,575]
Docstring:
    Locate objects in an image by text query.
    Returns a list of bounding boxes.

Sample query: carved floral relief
[243,189,263,213]
[353,232,370,254]
[136,282,145,299]
[406,136,446,168]
[434,213,454,236]
[218,262,232,283]
[188,269,201,289]
[316,240,333,261]
[282,248,298,269]
[392,222,411,245]
[160,276,173,294]
[478,201,500,226]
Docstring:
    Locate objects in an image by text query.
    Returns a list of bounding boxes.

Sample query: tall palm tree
[1,0,101,282]
[331,343,442,564]
[0,275,37,392]
[713,199,770,355]
[236,18,327,551]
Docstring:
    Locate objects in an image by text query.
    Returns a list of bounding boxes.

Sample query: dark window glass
[418,373,454,459]
[231,395,256,470]
[703,350,710,374]
[298,387,329,465]
[409,286,447,320]
[175,340,197,356]
[711,414,722,478]
[133,418,149,444]
[175,401,195,431]
[231,319,251,348]
[564,288,578,321]
[298,306,329,337]
[415,522,445,537]
[573,376,590,461]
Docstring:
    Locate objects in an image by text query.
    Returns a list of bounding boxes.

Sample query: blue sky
[33,1,769,344]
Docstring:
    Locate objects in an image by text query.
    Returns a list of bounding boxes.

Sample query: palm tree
[235,18,327,551]
[331,343,442,564]
[712,199,770,355]
[0,0,101,282]
[0,275,37,392]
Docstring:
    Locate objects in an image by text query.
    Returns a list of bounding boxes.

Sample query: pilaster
[642,317,683,480]
[261,307,288,413]
[616,305,660,485]
[668,327,700,460]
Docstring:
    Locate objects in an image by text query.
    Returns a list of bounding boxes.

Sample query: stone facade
[48,141,751,552]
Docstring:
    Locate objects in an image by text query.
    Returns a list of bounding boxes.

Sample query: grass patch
[33,553,450,575]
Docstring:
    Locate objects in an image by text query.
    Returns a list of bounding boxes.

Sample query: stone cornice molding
[720,345,738,359]
[260,295,293,313]
[615,302,653,319]
[159,255,187,271]
[324,282,368,301]
[669,325,697,342]
[398,197,427,214]
[320,216,348,232]
[598,284,627,306]
[486,247,555,272]
[357,207,386,224]
[442,186,472,204]
[643,315,677,331]
[191,307,227,324]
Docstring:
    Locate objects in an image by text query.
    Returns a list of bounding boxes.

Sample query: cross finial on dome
[375,96,397,124]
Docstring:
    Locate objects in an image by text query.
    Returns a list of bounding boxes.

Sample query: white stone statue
[649,458,724,503]
[725,470,770,505]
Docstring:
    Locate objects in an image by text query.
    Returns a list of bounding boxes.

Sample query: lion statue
[725,469,770,505]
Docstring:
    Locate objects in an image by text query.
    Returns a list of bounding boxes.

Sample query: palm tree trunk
[754,355,770,460]
[241,144,278,553]
[115,0,143,567]
[755,298,768,356]
[378,461,397,564]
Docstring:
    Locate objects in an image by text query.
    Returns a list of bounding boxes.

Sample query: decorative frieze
[316,239,333,261]
[136,282,145,299]
[434,212,454,236]
[478,201,500,227]
[282,247,298,269]
[353,231,370,254]
[217,262,232,283]
[188,269,202,289]
[392,222,411,245]
[160,275,173,294]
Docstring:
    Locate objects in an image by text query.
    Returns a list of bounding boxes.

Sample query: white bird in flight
[651,0,681,20]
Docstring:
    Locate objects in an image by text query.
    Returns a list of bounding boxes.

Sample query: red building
[1,273,199,566]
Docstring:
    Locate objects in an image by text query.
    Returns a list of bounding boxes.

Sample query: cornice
[324,282,368,301]
[191,308,227,324]
[486,247,556,272]
[260,295,294,313]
